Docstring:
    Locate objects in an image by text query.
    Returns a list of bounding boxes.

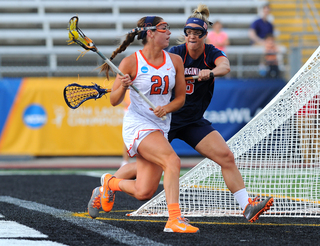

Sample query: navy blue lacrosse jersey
[169,43,227,130]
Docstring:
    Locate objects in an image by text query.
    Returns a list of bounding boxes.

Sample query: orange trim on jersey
[183,43,188,64]
[215,55,226,60]
[127,128,164,158]
[138,50,166,70]
[132,52,139,81]
[203,44,212,69]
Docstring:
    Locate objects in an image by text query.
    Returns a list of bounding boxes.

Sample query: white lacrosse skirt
[123,110,169,157]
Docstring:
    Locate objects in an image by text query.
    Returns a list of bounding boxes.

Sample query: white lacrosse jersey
[123,50,176,157]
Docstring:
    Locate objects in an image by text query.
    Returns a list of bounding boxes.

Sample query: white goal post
[128,46,320,218]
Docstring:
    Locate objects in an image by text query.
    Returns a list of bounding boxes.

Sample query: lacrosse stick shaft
[185,72,214,80]
[96,50,166,120]
[185,75,199,80]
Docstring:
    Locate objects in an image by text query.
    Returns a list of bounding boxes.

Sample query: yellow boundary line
[72,211,320,227]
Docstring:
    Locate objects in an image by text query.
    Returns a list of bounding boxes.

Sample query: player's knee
[163,154,181,173]
[222,150,236,167]
[135,189,156,201]
[213,148,235,168]
[225,150,235,162]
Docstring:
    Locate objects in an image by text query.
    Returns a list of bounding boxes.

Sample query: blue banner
[0,78,22,136]
[171,78,286,156]
[0,77,286,156]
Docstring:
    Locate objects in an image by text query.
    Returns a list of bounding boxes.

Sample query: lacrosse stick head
[67,16,97,51]
[63,83,110,109]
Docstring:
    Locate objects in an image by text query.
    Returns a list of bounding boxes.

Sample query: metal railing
[0,0,277,78]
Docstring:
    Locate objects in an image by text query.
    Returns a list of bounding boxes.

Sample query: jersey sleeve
[206,44,227,68]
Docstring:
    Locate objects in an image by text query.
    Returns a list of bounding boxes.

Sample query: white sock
[233,188,249,210]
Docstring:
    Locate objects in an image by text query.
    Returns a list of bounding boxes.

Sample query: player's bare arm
[110,54,136,106]
[212,56,230,77]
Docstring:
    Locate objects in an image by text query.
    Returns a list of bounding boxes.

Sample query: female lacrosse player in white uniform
[87,16,199,233]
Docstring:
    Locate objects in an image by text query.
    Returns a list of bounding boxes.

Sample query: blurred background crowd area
[0,0,319,81]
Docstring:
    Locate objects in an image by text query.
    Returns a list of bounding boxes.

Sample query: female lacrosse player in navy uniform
[167,4,273,222]
[87,15,199,233]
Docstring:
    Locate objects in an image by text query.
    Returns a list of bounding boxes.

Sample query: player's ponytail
[100,16,163,78]
[192,4,210,23]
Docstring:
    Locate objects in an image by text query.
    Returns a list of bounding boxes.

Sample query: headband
[184,17,208,38]
[185,18,208,31]
[137,16,155,40]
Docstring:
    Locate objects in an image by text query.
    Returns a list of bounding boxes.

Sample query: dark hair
[100,16,163,78]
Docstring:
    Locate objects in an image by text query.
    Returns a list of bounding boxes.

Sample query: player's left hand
[150,106,167,118]
[119,74,132,88]
[198,69,213,81]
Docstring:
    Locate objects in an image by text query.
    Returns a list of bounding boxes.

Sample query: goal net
[128,46,320,218]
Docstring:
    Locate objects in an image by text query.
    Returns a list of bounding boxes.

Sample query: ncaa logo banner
[0,77,124,156]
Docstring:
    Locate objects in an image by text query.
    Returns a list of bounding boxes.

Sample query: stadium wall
[0,77,286,156]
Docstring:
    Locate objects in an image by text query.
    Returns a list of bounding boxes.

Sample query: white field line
[0,196,170,246]
[0,240,67,246]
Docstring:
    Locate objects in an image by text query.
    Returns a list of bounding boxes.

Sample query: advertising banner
[0,77,124,156]
[0,77,286,156]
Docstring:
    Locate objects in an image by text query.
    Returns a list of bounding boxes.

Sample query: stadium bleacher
[270,0,320,77]
[0,0,286,78]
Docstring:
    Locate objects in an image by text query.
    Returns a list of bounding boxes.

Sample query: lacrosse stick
[64,83,111,109]
[185,76,199,80]
[67,16,166,120]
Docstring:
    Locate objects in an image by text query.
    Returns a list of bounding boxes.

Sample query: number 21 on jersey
[150,75,169,95]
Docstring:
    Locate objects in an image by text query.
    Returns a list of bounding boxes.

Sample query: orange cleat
[163,216,199,233]
[243,197,274,222]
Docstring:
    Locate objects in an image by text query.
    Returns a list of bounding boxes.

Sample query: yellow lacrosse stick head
[67,16,79,44]
[67,16,96,50]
